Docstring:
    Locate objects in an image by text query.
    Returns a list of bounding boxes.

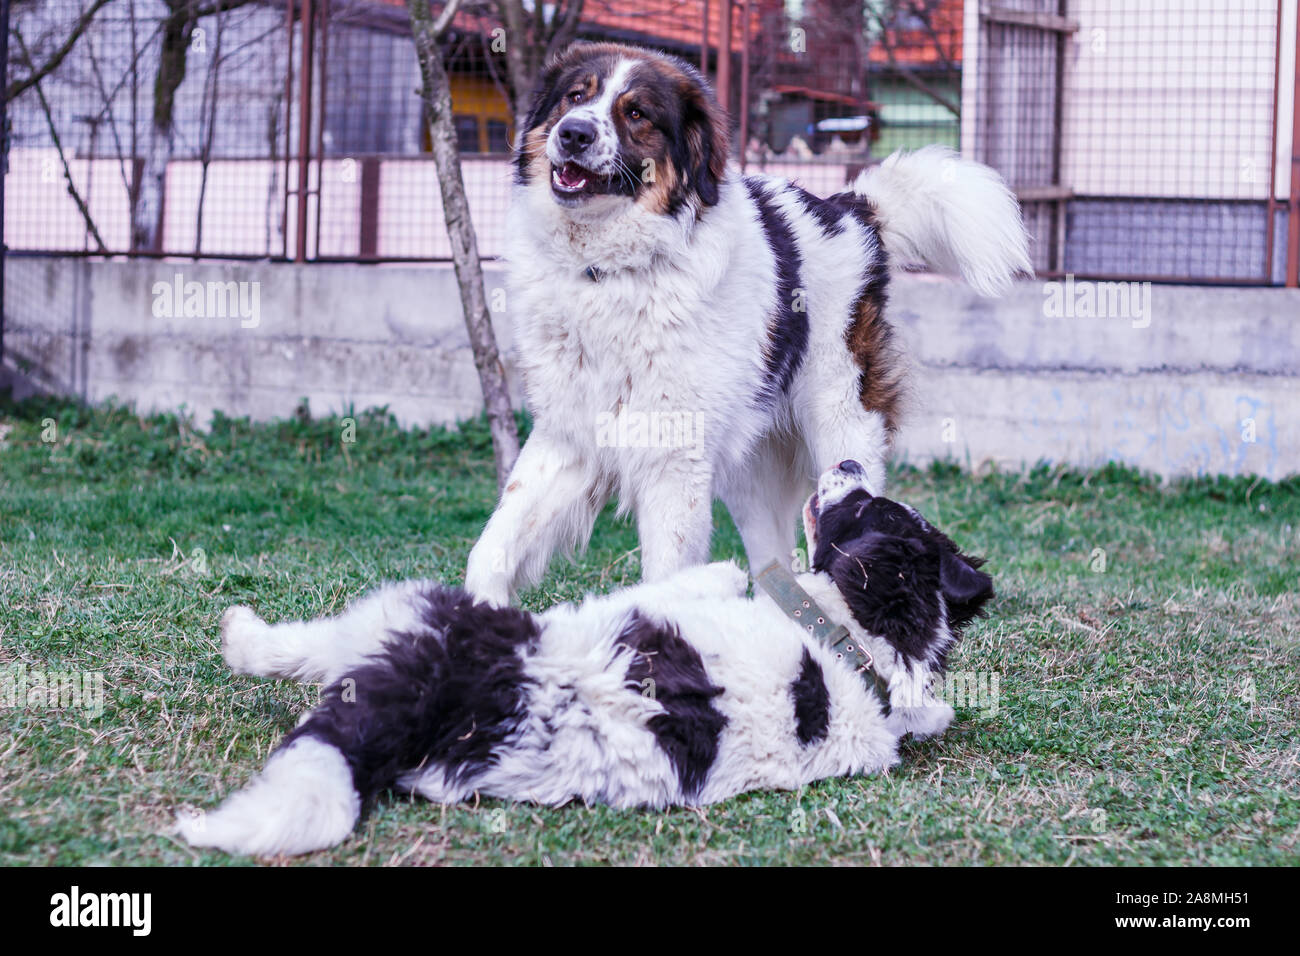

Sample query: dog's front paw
[466,580,512,608]
[685,561,750,600]
[885,702,955,741]
[220,605,267,674]
[465,551,514,608]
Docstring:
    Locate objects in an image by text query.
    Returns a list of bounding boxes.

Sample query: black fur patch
[789,185,879,239]
[620,611,727,801]
[789,185,848,236]
[281,585,540,802]
[848,201,890,319]
[745,177,808,402]
[791,648,830,745]
[812,492,993,669]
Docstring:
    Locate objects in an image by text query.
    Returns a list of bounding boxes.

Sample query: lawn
[1,393,1297,866]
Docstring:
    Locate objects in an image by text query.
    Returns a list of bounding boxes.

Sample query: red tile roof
[866,0,963,65]
[372,0,756,53]
[372,1,961,80]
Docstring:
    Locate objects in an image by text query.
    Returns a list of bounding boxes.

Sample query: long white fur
[175,737,360,857]
[465,55,1030,607]
[179,533,960,855]
[852,144,1033,297]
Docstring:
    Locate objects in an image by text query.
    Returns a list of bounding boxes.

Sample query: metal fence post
[1288,0,1300,287]
[295,0,315,262]
[1,0,9,366]
[717,0,731,118]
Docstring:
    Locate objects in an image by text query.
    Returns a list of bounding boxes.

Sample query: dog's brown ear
[676,69,729,206]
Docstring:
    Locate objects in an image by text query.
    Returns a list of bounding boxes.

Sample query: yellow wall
[449,74,514,153]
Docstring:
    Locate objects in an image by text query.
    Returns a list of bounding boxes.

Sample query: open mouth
[803,493,819,541]
[551,161,608,200]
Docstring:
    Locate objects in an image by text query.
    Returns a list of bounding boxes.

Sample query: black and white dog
[464,41,1029,606]
[176,462,993,857]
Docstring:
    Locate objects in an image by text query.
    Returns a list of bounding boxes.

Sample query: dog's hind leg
[181,603,524,856]
[175,735,360,857]
[719,435,812,575]
[220,580,432,685]
[802,399,893,498]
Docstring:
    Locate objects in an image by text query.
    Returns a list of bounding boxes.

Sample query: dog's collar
[756,561,891,715]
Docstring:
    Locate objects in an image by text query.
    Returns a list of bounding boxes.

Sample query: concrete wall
[887,274,1298,479]
[4,256,1297,479]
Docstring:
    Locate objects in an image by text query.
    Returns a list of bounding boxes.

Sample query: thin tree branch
[433,0,463,37]
[14,28,109,253]
[865,6,961,117]
[5,0,117,101]
[407,0,519,488]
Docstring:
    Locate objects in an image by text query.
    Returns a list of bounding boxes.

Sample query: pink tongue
[559,162,585,187]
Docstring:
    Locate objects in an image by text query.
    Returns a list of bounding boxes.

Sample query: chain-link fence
[4,0,1298,283]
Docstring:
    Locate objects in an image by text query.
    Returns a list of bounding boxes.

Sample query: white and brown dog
[464,41,1029,606]
[176,462,993,857]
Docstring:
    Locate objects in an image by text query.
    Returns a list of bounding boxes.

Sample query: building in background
[3,0,1297,284]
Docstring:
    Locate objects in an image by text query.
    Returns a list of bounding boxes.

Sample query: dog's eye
[626,106,643,120]
[568,90,585,103]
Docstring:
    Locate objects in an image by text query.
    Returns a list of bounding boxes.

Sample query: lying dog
[177,462,993,857]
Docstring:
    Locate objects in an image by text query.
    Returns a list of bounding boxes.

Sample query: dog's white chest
[512,269,711,421]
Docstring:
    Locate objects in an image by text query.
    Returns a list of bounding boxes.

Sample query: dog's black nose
[837,459,864,476]
[557,118,597,154]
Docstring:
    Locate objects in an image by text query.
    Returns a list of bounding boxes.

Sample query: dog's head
[803,460,994,663]
[515,42,729,218]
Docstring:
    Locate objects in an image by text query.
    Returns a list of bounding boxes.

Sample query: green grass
[1,393,1297,866]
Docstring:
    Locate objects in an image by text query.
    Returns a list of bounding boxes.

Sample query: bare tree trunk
[134,0,257,252]
[193,7,225,254]
[493,0,531,132]
[407,0,519,491]
[493,0,585,133]
[135,1,195,251]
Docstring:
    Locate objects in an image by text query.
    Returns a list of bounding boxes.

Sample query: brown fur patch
[521,125,550,182]
[635,151,680,214]
[676,74,729,205]
[844,293,905,435]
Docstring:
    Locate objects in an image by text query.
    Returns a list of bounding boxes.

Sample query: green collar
[755,561,892,716]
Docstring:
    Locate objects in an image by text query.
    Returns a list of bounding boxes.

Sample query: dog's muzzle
[804,460,871,550]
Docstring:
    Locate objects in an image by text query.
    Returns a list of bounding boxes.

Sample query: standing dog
[464,42,1029,605]
[177,462,993,857]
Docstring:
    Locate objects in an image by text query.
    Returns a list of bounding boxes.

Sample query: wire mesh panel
[743,0,962,184]
[965,0,1285,282]
[3,0,1294,281]
[5,0,294,257]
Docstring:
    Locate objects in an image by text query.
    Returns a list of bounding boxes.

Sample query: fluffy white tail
[852,145,1031,297]
[175,738,360,857]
